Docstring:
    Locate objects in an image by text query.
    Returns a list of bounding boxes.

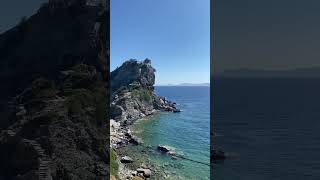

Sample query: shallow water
[128,86,210,179]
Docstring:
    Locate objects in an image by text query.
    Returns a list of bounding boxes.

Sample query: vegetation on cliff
[0,0,110,179]
[0,63,108,179]
[110,149,119,178]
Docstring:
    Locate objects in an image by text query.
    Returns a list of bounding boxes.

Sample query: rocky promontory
[111,59,179,125]
[110,59,180,179]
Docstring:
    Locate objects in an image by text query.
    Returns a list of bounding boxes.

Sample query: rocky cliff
[111,59,155,92]
[0,1,109,179]
[110,59,179,126]
[0,0,109,127]
[110,59,180,179]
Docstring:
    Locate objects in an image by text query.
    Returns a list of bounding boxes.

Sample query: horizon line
[155,82,210,86]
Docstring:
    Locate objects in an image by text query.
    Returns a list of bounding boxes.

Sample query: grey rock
[120,156,134,163]
[157,145,175,153]
[168,150,177,156]
[16,107,27,117]
[110,105,124,119]
[137,168,152,178]
[129,135,143,145]
[111,59,156,92]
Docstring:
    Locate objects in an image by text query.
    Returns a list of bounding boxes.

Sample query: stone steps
[22,138,51,180]
[6,130,16,137]
[7,101,16,109]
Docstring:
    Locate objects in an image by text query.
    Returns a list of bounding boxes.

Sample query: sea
[125,86,210,179]
[213,78,320,180]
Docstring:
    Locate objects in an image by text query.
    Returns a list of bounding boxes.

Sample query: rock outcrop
[136,168,152,178]
[110,59,179,125]
[0,1,109,179]
[157,145,176,156]
[111,59,155,92]
[120,156,133,163]
[110,59,180,179]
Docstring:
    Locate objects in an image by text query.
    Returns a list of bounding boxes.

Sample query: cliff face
[0,1,109,180]
[0,0,109,128]
[110,60,179,179]
[111,59,155,92]
[110,59,178,125]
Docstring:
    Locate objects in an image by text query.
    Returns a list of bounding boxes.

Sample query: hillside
[0,1,109,179]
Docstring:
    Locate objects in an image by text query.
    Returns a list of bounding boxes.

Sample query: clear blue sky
[111,0,210,85]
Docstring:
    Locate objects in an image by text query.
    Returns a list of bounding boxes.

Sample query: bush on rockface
[66,64,97,89]
[31,78,57,98]
[132,88,152,102]
[110,149,119,178]
[63,64,108,126]
[116,86,129,96]
[31,78,52,91]
[94,86,108,126]
[65,89,95,114]
[128,81,141,90]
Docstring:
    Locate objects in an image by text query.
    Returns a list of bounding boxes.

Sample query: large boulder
[120,156,134,163]
[157,145,177,156]
[136,168,152,178]
[157,145,175,152]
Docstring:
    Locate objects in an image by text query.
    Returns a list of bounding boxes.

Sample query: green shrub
[36,88,57,98]
[128,81,141,90]
[94,86,107,125]
[72,63,90,73]
[66,96,82,114]
[31,78,57,98]
[132,88,152,102]
[117,86,129,96]
[110,149,119,178]
[65,89,95,114]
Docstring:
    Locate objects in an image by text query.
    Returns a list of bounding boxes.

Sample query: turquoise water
[131,86,210,179]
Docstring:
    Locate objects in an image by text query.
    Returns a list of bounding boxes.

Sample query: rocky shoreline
[110,115,182,180]
[110,59,180,179]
